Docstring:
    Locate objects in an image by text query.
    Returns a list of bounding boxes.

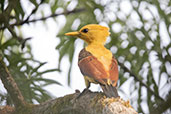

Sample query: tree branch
[3,16,32,49]
[33,90,137,114]
[3,90,137,114]
[0,8,86,30]
[0,0,17,24]
[0,55,27,110]
[118,61,165,101]
[24,0,45,23]
[151,92,171,114]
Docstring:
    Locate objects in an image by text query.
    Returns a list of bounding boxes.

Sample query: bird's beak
[65,31,80,37]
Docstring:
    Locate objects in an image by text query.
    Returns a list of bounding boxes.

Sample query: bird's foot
[76,88,89,99]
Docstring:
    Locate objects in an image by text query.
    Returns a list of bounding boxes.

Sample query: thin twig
[118,61,165,101]
[0,8,86,30]
[5,22,23,42]
[22,0,45,24]
[151,92,171,114]
[0,0,30,48]
[4,20,32,49]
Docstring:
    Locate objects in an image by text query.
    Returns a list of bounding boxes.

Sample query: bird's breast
[85,45,112,72]
[100,56,112,71]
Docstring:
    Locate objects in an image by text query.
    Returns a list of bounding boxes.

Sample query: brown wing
[109,56,119,87]
[78,49,119,86]
[78,49,108,85]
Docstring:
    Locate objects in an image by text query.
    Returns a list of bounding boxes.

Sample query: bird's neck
[85,42,112,71]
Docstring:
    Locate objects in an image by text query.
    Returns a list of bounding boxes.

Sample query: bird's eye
[81,28,89,33]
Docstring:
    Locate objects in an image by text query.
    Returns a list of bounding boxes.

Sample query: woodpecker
[65,24,119,98]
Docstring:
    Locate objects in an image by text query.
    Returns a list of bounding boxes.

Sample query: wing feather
[78,48,118,86]
[78,55,107,85]
[109,56,119,86]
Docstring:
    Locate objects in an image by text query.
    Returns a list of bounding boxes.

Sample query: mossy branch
[0,90,138,114]
[0,55,27,110]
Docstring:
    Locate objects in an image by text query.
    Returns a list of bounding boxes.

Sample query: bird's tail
[101,85,119,98]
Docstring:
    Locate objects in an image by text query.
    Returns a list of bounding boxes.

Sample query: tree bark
[0,55,27,111]
[0,90,137,114]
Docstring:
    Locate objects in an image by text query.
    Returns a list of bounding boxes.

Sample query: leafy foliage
[0,0,171,113]
[0,0,61,104]
[0,36,61,104]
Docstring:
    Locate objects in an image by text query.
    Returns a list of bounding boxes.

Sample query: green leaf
[37,68,61,76]
[29,0,38,7]
[0,38,18,50]
[0,0,5,11]
[31,78,62,86]
[14,1,25,20]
